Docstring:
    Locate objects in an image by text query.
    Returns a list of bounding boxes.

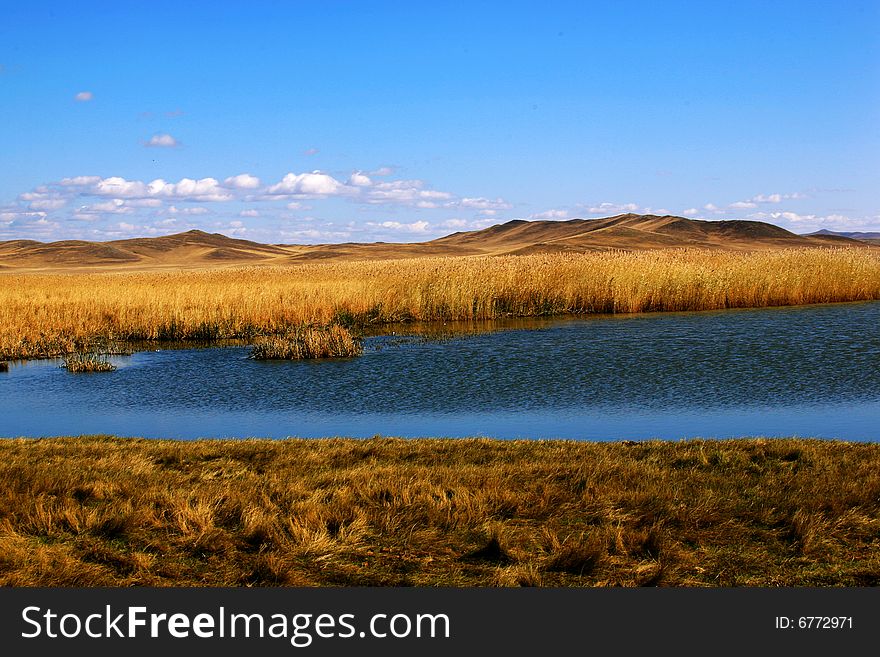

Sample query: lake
[1,301,878,441]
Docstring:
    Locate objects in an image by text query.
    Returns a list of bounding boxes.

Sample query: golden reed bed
[2,247,879,360]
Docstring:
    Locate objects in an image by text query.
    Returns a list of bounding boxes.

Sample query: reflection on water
[1,302,879,441]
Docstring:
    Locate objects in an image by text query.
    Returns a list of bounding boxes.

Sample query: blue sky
[1,1,878,243]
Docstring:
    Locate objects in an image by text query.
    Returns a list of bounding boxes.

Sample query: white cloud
[168,205,209,216]
[74,199,134,219]
[3,167,515,240]
[367,220,431,233]
[586,202,639,214]
[125,198,163,208]
[683,208,700,216]
[74,91,93,102]
[266,171,352,197]
[530,209,569,220]
[746,210,880,232]
[280,228,352,242]
[93,177,148,197]
[349,171,372,187]
[91,176,233,202]
[224,173,261,189]
[442,218,469,228]
[18,189,68,211]
[365,180,453,207]
[155,178,230,201]
[303,147,319,156]
[369,166,395,176]
[729,201,757,209]
[60,175,101,186]
[145,133,180,148]
[0,210,48,223]
[752,193,806,204]
[457,197,513,210]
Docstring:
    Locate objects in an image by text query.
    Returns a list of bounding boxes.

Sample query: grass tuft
[250,325,362,360]
[62,353,116,373]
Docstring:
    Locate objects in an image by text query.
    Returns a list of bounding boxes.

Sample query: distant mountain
[0,229,295,269]
[0,215,871,271]
[432,214,852,255]
[808,229,880,241]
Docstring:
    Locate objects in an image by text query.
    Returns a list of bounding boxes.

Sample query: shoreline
[3,296,879,364]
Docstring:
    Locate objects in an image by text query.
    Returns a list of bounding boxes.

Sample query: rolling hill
[0,214,871,271]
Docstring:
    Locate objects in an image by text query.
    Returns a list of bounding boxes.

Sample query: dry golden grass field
[2,247,879,361]
[0,436,877,587]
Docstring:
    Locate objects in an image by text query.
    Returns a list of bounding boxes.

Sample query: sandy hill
[0,215,871,271]
[432,214,843,254]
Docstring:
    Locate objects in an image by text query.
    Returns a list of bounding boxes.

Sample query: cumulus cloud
[223,173,261,189]
[18,188,69,212]
[367,220,431,233]
[585,202,639,214]
[365,180,453,207]
[0,210,59,238]
[682,208,700,216]
[457,197,513,210]
[124,198,163,208]
[726,192,806,208]
[3,166,513,241]
[92,176,233,202]
[74,199,134,219]
[260,171,462,208]
[167,205,209,216]
[60,175,102,187]
[753,192,805,203]
[0,209,48,223]
[530,209,569,220]
[280,228,353,242]
[743,210,880,232]
[74,91,93,102]
[349,171,372,187]
[266,171,352,197]
[27,198,68,211]
[145,133,180,148]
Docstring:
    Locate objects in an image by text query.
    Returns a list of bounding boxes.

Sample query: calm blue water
[1,302,879,440]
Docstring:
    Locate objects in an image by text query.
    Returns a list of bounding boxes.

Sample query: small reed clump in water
[251,325,362,360]
[62,353,116,373]
[0,362,8,372]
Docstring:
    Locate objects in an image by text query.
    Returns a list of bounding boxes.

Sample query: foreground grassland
[0,436,877,587]
[2,247,880,360]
